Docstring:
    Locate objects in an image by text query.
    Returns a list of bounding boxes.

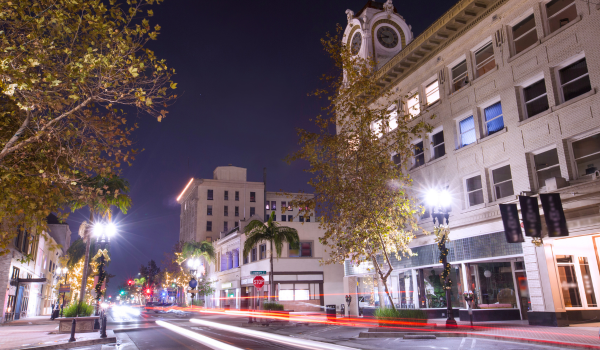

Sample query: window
[459,116,476,147]
[224,206,228,216]
[392,153,401,167]
[425,80,440,105]
[299,216,304,222]
[533,148,562,187]
[250,207,255,216]
[412,141,424,169]
[371,119,384,138]
[572,133,600,177]
[207,205,213,216]
[207,189,213,200]
[466,175,484,206]
[281,201,287,211]
[251,247,257,262]
[259,244,267,260]
[389,109,399,131]
[265,202,270,210]
[484,101,504,136]
[250,192,256,202]
[546,0,577,34]
[281,215,286,222]
[243,253,248,265]
[556,255,582,307]
[431,130,445,160]
[11,267,19,280]
[288,215,293,222]
[523,79,549,118]
[289,242,313,258]
[306,216,311,222]
[223,221,228,232]
[492,165,514,200]
[271,201,276,211]
[288,204,293,211]
[224,191,229,200]
[407,91,420,117]
[206,221,212,231]
[451,60,469,92]
[235,206,239,217]
[235,191,239,201]
[558,58,591,103]
[474,42,495,78]
[512,15,537,55]
[579,257,597,307]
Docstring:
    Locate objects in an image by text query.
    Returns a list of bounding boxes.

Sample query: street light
[55,267,69,318]
[93,222,116,318]
[187,258,201,308]
[426,187,457,329]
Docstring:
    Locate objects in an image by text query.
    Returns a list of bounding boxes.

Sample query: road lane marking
[156,320,243,350]
[470,338,476,349]
[190,318,359,350]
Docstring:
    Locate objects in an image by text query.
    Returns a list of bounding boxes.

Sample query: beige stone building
[341,0,600,326]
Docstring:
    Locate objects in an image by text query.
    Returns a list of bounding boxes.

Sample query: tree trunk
[269,240,274,303]
[372,256,397,311]
[79,212,94,304]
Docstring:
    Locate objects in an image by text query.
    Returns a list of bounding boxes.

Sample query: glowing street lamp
[92,221,117,319]
[55,267,69,318]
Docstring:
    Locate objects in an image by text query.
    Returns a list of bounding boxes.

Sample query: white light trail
[190,318,358,350]
[156,320,243,350]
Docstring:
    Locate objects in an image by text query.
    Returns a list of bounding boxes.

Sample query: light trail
[190,318,358,350]
[156,320,243,350]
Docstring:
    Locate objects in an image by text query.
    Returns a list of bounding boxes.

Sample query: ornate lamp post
[55,267,69,318]
[187,259,201,308]
[92,222,116,316]
[426,188,457,328]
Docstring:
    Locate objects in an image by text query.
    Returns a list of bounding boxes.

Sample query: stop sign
[253,276,265,290]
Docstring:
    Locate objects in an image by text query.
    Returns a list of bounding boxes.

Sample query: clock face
[351,32,362,55]
[377,26,399,49]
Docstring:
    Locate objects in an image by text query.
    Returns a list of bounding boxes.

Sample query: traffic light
[128,280,133,286]
[171,283,176,288]
[120,290,125,295]
[146,288,151,294]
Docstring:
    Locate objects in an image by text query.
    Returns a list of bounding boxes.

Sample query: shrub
[375,308,428,326]
[63,302,95,317]
[262,302,284,311]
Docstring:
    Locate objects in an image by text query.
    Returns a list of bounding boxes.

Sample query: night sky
[64,0,455,297]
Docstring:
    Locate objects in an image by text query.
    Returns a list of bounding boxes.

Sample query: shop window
[545,0,577,34]
[250,192,256,202]
[206,221,212,231]
[451,60,469,92]
[235,206,239,217]
[572,133,600,177]
[425,80,440,105]
[207,189,213,200]
[474,42,495,78]
[207,205,212,216]
[278,283,320,301]
[466,175,484,207]
[250,207,255,216]
[459,116,476,148]
[289,242,313,258]
[492,165,514,200]
[295,284,310,300]
[224,191,229,200]
[279,284,294,301]
[224,206,228,216]
[259,244,267,260]
[477,262,517,307]
[407,91,420,118]
[558,57,591,103]
[251,247,257,262]
[431,130,445,160]
[512,14,538,55]
[484,101,504,136]
[235,191,239,201]
[533,148,561,188]
[579,257,597,307]
[412,141,424,169]
[556,255,582,307]
[523,79,549,118]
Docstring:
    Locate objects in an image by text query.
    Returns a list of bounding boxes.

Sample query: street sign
[250,271,267,276]
[58,284,71,293]
[253,276,265,290]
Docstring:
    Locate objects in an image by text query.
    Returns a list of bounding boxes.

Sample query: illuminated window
[372,119,384,138]
[556,255,582,307]
[459,116,476,147]
[512,15,537,55]
[289,242,313,258]
[451,60,468,92]
[484,101,504,136]
[474,42,495,78]
[407,91,420,118]
[425,80,440,105]
[271,201,276,211]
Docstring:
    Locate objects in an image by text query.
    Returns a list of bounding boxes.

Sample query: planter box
[259,310,291,324]
[57,317,100,334]
[419,308,461,319]
[459,308,520,322]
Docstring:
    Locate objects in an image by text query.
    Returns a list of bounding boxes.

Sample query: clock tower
[343,0,413,69]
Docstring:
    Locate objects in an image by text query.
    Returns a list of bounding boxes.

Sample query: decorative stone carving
[384,0,394,18]
[362,12,369,30]
[345,9,354,25]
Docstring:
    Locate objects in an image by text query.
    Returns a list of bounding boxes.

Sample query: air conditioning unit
[545,177,568,191]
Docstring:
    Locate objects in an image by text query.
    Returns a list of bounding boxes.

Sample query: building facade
[341,0,600,326]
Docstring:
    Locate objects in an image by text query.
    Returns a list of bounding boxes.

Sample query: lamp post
[56,267,69,318]
[426,188,457,328]
[188,259,201,308]
[92,222,116,317]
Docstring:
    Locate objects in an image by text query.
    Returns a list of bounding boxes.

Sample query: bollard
[68,318,77,342]
[100,315,107,338]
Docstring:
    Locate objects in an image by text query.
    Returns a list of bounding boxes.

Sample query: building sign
[519,196,542,237]
[221,282,233,289]
[540,193,569,237]
[499,204,524,243]
[58,284,71,293]
[250,271,266,276]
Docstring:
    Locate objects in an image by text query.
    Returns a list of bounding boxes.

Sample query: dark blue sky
[65,0,455,296]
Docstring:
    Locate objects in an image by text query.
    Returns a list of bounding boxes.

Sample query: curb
[113,326,161,333]
[18,336,116,350]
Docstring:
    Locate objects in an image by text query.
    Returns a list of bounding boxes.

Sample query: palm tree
[70,175,132,303]
[178,241,216,265]
[243,211,300,302]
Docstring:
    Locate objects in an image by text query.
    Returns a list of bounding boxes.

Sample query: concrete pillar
[412,269,419,308]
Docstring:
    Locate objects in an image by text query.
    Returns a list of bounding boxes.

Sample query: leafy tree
[140,259,160,292]
[243,211,299,302]
[178,241,215,265]
[288,26,431,310]
[0,0,176,255]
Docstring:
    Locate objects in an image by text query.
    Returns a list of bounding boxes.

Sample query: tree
[287,25,431,310]
[243,211,299,302]
[140,259,160,295]
[178,241,216,265]
[0,0,177,255]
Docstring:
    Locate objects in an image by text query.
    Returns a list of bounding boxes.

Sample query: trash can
[51,309,59,320]
[326,305,336,321]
